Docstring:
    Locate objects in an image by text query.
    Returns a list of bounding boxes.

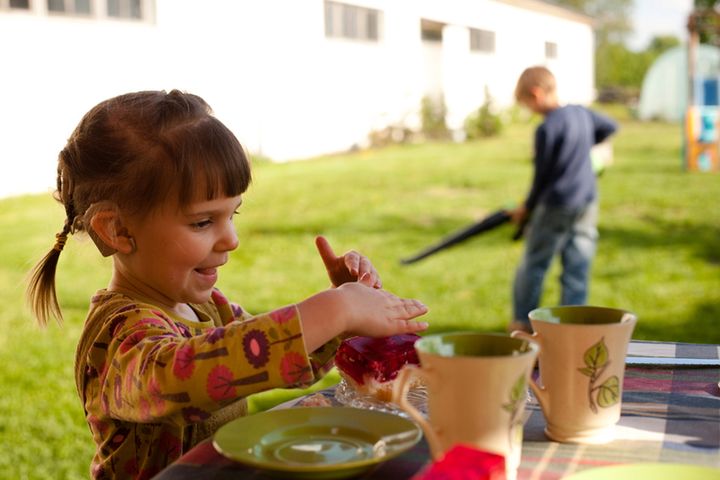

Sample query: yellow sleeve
[100,304,323,426]
[213,289,340,387]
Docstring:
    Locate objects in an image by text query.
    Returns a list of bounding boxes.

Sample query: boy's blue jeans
[512,201,598,324]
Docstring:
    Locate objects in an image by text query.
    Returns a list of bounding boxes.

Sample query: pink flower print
[207,365,236,401]
[119,330,148,353]
[124,357,139,393]
[280,352,312,384]
[113,374,123,409]
[88,415,109,435]
[91,464,105,479]
[139,398,151,421]
[147,377,166,413]
[243,330,270,368]
[207,365,269,402]
[174,345,195,380]
[109,426,130,449]
[174,344,229,381]
[270,306,296,325]
[182,406,211,424]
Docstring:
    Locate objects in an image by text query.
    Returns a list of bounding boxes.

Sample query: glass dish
[334,378,428,417]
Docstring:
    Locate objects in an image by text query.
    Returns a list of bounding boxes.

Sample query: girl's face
[115,193,242,314]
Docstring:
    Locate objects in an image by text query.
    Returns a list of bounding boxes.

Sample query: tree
[552,0,633,91]
[690,0,720,46]
[552,0,633,44]
[646,35,681,54]
[553,0,679,99]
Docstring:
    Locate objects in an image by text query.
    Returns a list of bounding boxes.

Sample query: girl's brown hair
[27,90,252,326]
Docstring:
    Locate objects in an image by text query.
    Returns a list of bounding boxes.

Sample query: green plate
[564,463,720,480]
[212,407,422,479]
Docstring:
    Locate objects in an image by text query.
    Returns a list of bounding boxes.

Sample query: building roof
[496,0,594,26]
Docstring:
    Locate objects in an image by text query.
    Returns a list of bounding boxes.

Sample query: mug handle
[391,365,443,460]
[510,330,549,413]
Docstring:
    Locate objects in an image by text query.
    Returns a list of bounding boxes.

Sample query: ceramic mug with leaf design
[512,306,637,444]
[392,332,539,480]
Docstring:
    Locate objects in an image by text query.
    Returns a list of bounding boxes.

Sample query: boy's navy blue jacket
[525,105,618,211]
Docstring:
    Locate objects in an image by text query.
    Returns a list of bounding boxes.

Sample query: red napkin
[411,444,506,480]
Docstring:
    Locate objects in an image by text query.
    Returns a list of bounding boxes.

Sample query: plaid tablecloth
[153,341,720,479]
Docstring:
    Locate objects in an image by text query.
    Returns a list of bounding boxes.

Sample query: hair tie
[53,232,68,252]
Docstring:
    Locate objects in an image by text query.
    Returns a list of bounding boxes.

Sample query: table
[153,341,720,479]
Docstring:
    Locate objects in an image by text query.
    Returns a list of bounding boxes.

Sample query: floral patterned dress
[74,289,339,480]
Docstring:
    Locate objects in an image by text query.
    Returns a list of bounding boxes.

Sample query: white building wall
[0,0,594,198]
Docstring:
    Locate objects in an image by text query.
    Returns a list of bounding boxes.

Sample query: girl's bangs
[176,117,252,206]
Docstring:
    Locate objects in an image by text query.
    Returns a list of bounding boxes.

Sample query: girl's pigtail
[27,222,71,327]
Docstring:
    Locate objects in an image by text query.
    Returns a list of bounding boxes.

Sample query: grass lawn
[1,111,718,478]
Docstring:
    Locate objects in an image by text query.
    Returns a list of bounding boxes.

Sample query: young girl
[27,90,429,479]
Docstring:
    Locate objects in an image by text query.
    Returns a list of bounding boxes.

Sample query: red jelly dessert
[335,334,421,401]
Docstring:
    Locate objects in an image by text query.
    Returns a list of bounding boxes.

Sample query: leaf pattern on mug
[502,373,527,453]
[577,337,620,413]
[596,375,620,408]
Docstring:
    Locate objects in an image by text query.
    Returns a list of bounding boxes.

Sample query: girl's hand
[315,235,382,289]
[297,264,429,351]
[337,273,428,336]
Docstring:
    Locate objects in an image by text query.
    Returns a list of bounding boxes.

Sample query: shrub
[464,86,503,140]
[421,95,451,140]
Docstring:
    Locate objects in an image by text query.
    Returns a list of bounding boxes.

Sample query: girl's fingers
[344,251,361,276]
[403,320,429,332]
[397,299,428,319]
[315,235,338,271]
[357,256,382,288]
[359,272,374,287]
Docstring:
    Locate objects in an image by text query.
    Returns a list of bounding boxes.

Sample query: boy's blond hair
[515,66,556,102]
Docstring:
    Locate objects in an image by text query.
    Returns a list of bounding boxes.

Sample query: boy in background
[508,66,618,333]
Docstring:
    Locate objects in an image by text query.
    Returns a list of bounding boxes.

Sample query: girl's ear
[89,210,135,257]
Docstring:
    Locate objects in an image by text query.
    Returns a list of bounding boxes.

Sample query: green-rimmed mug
[392,332,539,480]
[512,306,637,444]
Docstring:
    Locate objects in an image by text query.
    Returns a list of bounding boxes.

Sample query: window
[1,0,30,9]
[421,19,443,42]
[470,28,495,53]
[2,0,151,19]
[47,0,91,15]
[545,41,558,59]
[325,1,381,41]
[107,0,141,19]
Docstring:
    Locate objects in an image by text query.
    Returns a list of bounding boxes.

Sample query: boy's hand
[509,205,528,225]
[315,235,382,289]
